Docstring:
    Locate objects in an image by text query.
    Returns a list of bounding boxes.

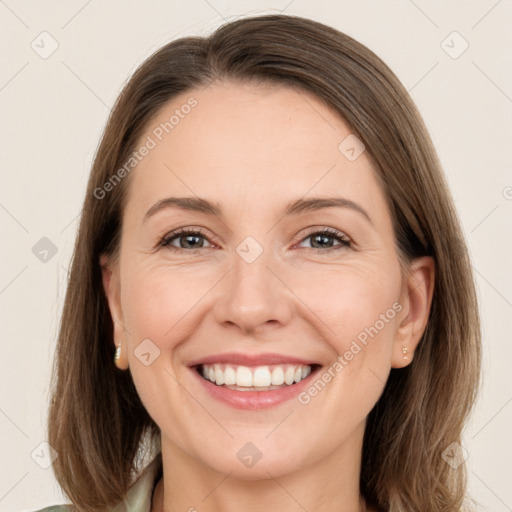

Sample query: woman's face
[102,80,431,479]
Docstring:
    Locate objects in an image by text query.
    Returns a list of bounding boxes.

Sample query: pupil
[313,234,333,248]
[182,235,202,248]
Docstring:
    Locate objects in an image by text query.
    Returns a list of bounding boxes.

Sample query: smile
[191,362,322,409]
[198,362,315,390]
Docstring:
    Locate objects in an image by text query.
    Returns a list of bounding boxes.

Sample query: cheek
[290,262,402,351]
[333,284,401,361]
[119,265,213,426]
[290,264,402,417]
[293,266,402,420]
[122,264,209,343]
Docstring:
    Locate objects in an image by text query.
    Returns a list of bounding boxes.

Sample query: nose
[214,247,293,335]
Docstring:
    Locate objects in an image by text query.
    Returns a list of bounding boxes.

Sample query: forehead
[125,80,387,221]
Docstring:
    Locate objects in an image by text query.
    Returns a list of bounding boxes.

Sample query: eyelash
[158,227,352,254]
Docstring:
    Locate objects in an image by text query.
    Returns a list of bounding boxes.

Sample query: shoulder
[28,454,162,512]
[28,506,73,512]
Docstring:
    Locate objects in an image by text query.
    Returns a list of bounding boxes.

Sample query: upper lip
[187,352,320,367]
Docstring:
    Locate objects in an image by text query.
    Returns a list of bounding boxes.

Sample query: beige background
[0,1,511,511]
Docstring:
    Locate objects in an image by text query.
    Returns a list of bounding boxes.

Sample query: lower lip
[190,366,320,410]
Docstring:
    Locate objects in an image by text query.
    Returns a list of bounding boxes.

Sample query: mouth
[194,362,321,391]
[187,352,324,409]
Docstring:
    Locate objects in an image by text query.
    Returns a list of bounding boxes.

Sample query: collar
[114,453,163,512]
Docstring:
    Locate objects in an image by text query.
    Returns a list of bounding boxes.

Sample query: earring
[402,346,409,360]
[114,345,122,365]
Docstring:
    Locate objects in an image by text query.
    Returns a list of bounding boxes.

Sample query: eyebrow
[143,196,373,225]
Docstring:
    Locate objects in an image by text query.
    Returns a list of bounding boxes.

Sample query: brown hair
[47,13,481,511]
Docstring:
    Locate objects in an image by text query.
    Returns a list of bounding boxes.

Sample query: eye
[159,227,214,252]
[296,227,351,252]
[158,226,351,254]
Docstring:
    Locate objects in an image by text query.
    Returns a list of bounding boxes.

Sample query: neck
[152,422,369,512]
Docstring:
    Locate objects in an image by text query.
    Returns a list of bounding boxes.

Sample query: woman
[35,13,481,512]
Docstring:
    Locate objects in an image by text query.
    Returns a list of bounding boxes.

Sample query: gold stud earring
[114,345,122,365]
[402,346,408,360]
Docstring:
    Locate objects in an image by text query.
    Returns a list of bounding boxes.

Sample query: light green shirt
[32,454,163,512]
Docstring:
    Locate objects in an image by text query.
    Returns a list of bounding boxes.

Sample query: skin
[101,80,434,512]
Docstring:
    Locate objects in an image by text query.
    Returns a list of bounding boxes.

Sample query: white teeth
[223,365,236,385]
[284,366,295,385]
[253,366,272,387]
[214,365,224,385]
[271,366,285,385]
[199,363,313,389]
[236,366,253,387]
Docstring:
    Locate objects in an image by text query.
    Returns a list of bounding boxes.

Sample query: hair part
[48,13,481,511]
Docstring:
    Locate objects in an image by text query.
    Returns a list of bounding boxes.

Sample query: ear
[391,256,435,368]
[100,253,129,370]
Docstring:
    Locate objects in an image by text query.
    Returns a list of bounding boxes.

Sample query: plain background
[0,1,511,511]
